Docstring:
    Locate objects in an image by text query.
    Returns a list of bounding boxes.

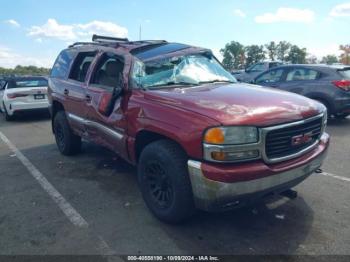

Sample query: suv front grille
[265,116,323,160]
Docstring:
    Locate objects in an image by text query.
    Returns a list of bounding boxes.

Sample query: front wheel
[138,140,195,224]
[53,111,81,155]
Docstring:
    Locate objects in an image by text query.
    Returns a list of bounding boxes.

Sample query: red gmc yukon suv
[48,35,329,223]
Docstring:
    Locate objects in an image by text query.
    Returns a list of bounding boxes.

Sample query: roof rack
[68,35,168,49]
[92,34,129,43]
[68,42,108,48]
[131,40,167,45]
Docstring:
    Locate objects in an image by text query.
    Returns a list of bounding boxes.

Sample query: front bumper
[188,133,329,211]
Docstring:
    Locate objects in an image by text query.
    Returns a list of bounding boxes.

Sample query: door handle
[64,89,69,95]
[85,94,92,102]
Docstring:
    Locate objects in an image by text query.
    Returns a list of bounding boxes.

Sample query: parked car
[0,76,49,121]
[0,79,6,90]
[252,64,350,119]
[48,35,329,223]
[235,61,284,82]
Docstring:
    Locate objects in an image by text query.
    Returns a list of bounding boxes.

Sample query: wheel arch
[134,129,187,163]
[306,93,334,114]
[51,100,65,133]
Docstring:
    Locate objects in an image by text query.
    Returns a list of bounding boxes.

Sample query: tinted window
[91,53,124,90]
[286,68,319,81]
[255,69,284,84]
[69,52,96,82]
[50,49,75,79]
[338,69,350,79]
[7,78,48,89]
[133,43,190,60]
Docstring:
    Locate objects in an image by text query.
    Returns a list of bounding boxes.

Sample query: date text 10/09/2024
[126,256,220,261]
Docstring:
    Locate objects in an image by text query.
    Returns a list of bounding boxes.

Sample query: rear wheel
[334,113,350,119]
[3,103,13,121]
[53,111,81,155]
[138,140,195,223]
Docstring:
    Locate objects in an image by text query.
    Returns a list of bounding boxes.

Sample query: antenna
[139,25,142,41]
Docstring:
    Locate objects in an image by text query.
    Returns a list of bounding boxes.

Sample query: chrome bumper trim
[188,144,328,211]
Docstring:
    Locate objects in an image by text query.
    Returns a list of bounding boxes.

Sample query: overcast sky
[0,0,350,68]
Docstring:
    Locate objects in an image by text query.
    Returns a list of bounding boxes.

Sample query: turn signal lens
[211,151,226,161]
[204,126,258,145]
[211,150,259,162]
[204,128,225,144]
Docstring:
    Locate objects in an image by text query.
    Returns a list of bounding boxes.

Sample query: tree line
[220,41,350,71]
[1,44,350,75]
[0,65,50,76]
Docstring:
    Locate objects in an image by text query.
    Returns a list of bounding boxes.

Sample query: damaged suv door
[85,52,129,158]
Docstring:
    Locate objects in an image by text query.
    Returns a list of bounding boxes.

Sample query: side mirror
[97,87,123,116]
[98,92,113,115]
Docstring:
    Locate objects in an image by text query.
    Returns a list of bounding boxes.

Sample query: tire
[53,111,81,155]
[138,139,195,223]
[313,99,331,118]
[334,113,350,119]
[3,103,13,121]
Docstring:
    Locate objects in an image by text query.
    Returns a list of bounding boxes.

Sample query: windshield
[132,54,236,89]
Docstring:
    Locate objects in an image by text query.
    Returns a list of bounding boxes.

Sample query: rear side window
[50,49,75,79]
[338,69,350,79]
[286,68,319,81]
[69,52,97,82]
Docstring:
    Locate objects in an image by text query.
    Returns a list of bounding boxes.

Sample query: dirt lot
[0,112,349,257]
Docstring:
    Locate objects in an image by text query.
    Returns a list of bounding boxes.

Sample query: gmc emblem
[291,132,313,146]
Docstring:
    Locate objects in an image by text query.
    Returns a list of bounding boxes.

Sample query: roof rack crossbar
[69,42,100,48]
[68,42,120,48]
[92,34,129,43]
[131,40,167,44]
[68,35,168,49]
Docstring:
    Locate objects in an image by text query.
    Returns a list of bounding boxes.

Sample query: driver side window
[255,69,284,84]
[91,53,124,91]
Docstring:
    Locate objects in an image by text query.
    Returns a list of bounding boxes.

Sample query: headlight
[203,126,260,162]
[204,126,258,145]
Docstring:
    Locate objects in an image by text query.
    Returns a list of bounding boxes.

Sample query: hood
[144,83,324,127]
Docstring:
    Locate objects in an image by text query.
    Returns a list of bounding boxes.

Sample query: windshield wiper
[148,81,199,88]
[198,79,236,84]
